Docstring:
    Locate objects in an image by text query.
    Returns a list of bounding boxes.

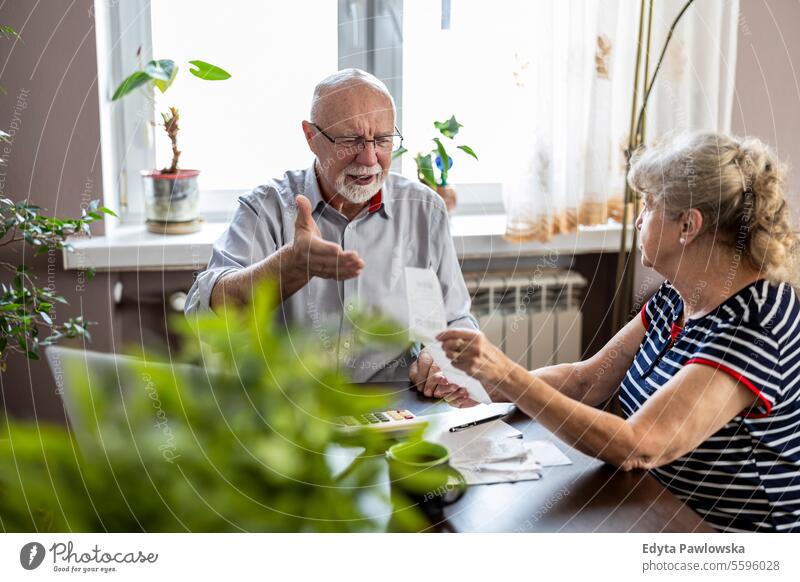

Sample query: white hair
[309,68,395,124]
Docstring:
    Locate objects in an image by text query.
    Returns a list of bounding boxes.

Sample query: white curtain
[503,0,740,242]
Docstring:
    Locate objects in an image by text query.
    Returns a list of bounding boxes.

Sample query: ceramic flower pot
[436,184,457,213]
[141,169,201,233]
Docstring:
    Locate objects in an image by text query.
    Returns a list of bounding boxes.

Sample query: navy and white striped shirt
[619,279,800,532]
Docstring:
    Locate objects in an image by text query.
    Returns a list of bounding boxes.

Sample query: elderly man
[185,69,477,394]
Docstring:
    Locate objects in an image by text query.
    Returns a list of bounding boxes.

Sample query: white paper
[448,434,527,465]
[405,267,491,404]
[405,266,447,343]
[525,440,572,467]
[457,467,542,486]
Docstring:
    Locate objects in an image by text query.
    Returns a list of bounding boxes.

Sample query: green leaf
[0,25,20,40]
[145,59,178,93]
[0,129,10,142]
[434,115,462,139]
[415,153,437,190]
[112,71,152,101]
[188,60,231,81]
[100,207,118,217]
[433,138,450,185]
[457,144,478,160]
[391,146,408,161]
[39,312,52,325]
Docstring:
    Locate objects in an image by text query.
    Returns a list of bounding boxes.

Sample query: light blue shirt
[185,163,477,382]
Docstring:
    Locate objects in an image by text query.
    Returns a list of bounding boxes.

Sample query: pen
[449,412,508,432]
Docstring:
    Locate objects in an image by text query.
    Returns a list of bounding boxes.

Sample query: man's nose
[635,214,643,231]
[355,141,379,166]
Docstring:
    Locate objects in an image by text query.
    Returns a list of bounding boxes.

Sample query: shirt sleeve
[685,320,782,418]
[431,205,479,332]
[184,192,279,316]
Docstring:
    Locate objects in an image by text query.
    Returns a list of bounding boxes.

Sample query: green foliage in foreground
[0,283,421,532]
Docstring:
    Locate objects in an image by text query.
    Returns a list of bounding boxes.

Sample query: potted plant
[394,115,478,213]
[112,55,230,234]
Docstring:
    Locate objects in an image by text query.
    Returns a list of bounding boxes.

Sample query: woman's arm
[499,361,757,469]
[436,328,759,470]
[440,314,646,407]
[527,315,646,405]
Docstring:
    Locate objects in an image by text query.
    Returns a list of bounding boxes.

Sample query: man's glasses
[312,123,404,154]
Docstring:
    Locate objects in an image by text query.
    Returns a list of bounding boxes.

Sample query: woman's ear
[682,208,704,244]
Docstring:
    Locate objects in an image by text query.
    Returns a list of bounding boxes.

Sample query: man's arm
[187,194,363,316]
[211,196,363,311]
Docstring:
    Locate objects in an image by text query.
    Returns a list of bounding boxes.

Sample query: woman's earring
[679,237,686,245]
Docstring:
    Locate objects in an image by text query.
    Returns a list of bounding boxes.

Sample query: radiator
[463,270,586,370]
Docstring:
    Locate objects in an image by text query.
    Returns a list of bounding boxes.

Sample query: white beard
[334,164,385,203]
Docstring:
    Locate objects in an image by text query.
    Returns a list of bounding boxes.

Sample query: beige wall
[732,0,800,227]
[0,1,120,420]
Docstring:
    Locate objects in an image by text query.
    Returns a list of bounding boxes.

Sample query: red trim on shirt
[368,190,382,213]
[670,323,683,347]
[640,306,649,330]
[685,357,772,418]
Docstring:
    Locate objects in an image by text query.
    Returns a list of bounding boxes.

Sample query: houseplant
[395,115,478,212]
[0,282,427,532]
[112,55,230,234]
[0,192,113,371]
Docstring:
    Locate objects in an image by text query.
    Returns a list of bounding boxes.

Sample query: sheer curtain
[503,0,739,242]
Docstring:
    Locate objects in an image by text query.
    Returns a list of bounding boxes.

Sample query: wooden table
[384,385,715,533]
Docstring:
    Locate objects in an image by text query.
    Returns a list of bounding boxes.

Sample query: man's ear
[682,208,704,243]
[301,120,316,149]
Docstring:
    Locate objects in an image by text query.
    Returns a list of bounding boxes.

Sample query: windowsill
[62,215,633,271]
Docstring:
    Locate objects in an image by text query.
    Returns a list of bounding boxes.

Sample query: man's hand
[288,195,364,281]
[409,349,461,400]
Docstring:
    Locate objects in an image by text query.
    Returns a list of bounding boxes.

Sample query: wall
[732,0,800,227]
[0,1,120,421]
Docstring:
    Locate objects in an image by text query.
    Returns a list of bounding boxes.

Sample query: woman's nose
[635,213,643,231]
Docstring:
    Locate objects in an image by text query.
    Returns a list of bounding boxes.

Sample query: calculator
[335,409,429,437]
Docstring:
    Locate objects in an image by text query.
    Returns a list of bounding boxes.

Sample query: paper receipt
[405,267,491,404]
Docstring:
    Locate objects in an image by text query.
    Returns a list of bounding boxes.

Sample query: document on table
[446,438,572,486]
[405,267,491,404]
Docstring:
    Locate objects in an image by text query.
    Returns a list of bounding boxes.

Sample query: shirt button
[343,340,351,349]
[347,303,354,312]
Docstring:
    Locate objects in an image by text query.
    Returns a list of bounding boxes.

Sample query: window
[96,1,520,224]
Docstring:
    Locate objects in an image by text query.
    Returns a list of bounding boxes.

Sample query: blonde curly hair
[628,132,799,288]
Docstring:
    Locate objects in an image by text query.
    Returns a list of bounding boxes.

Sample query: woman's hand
[435,329,512,393]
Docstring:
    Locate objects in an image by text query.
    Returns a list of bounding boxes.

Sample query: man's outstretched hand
[289,195,364,281]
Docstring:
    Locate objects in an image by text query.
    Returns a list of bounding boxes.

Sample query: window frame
[95,0,503,228]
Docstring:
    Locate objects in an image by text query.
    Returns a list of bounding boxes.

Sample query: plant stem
[162,106,181,174]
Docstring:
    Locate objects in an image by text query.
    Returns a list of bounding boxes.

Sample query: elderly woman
[434,132,800,532]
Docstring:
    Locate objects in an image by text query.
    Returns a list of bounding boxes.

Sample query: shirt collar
[304,161,392,219]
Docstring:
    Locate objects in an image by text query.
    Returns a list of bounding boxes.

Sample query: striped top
[619,279,800,532]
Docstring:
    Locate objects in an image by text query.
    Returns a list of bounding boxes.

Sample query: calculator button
[387,411,403,420]
[375,413,390,422]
